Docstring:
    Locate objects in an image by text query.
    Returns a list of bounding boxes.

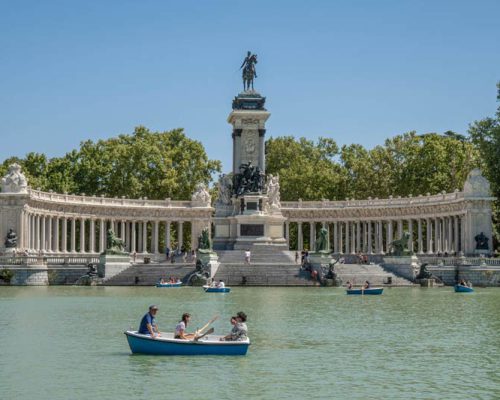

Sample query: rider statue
[240,51,258,91]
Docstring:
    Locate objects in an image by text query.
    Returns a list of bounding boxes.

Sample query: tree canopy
[0,127,221,200]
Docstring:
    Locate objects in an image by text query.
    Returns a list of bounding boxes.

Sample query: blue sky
[1,0,499,172]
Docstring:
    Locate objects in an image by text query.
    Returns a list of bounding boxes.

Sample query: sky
[1,0,499,172]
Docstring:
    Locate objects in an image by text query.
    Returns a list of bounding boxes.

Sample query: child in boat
[175,313,195,340]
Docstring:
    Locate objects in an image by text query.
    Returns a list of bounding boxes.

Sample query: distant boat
[346,287,384,295]
[124,331,249,355]
[156,282,182,288]
[203,285,231,293]
[454,284,474,293]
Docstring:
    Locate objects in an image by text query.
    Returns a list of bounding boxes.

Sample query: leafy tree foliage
[0,127,221,200]
[468,82,500,247]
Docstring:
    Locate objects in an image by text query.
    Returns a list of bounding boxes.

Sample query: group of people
[158,276,181,284]
[346,280,371,289]
[209,279,225,288]
[138,305,248,341]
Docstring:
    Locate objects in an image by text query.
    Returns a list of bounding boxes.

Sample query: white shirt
[245,251,251,258]
[175,321,186,337]
[218,281,225,288]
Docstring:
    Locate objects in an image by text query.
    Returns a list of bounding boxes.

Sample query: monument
[213,52,287,250]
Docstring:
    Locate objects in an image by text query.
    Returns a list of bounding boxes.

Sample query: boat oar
[197,315,219,336]
[193,327,214,341]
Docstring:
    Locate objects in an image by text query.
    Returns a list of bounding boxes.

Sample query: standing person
[295,251,299,264]
[245,249,251,264]
[175,313,195,340]
[138,305,161,338]
[165,247,170,260]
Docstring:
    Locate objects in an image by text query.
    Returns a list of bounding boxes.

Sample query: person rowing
[175,313,196,340]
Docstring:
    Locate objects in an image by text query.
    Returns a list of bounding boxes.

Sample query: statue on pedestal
[266,174,281,209]
[191,183,211,206]
[4,229,18,248]
[1,163,28,193]
[315,227,329,253]
[474,232,489,250]
[234,162,265,196]
[389,232,411,256]
[240,51,258,91]
[104,229,126,255]
[198,228,212,251]
[216,174,233,205]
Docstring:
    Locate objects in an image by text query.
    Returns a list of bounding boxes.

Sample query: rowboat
[346,287,384,295]
[454,285,474,293]
[124,331,249,355]
[156,282,182,288]
[203,286,231,293]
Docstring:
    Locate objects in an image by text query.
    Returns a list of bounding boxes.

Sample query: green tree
[468,82,500,247]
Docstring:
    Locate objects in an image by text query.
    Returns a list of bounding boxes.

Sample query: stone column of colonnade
[288,215,465,255]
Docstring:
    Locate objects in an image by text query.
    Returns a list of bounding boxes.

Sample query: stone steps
[334,263,414,286]
[103,263,196,286]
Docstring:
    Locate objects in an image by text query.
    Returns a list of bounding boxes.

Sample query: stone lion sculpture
[315,227,330,253]
[104,229,126,254]
[1,163,28,193]
[389,232,410,256]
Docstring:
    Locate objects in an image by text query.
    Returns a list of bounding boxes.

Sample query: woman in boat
[346,281,353,290]
[363,280,371,289]
[221,312,248,341]
[175,313,195,340]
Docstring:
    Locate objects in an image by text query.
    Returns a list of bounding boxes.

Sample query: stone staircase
[103,262,196,286]
[334,263,414,286]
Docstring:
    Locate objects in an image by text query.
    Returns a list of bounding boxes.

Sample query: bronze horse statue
[240,51,258,91]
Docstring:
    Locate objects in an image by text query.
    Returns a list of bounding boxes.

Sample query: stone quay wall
[427,265,500,287]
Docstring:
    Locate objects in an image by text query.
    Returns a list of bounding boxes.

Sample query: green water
[0,287,498,400]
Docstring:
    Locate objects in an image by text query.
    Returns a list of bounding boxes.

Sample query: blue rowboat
[124,331,249,355]
[454,285,474,293]
[203,286,231,293]
[346,287,383,295]
[156,282,182,288]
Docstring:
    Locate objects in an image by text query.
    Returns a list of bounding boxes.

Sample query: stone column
[53,217,60,252]
[351,222,356,254]
[47,216,53,252]
[137,222,143,252]
[460,216,465,253]
[310,222,316,251]
[71,218,76,253]
[131,221,136,253]
[40,216,46,252]
[447,217,453,253]
[142,221,148,253]
[285,221,290,248]
[435,218,440,253]
[356,221,361,253]
[99,219,105,253]
[408,219,414,253]
[61,217,67,253]
[89,219,96,253]
[417,219,423,254]
[454,216,459,253]
[426,218,432,254]
[177,221,184,250]
[378,221,384,254]
[165,221,171,250]
[386,221,393,253]
[333,222,338,253]
[339,222,344,254]
[80,218,86,253]
[397,219,403,239]
[153,220,159,254]
[297,222,303,251]
[367,221,372,254]
[125,222,130,252]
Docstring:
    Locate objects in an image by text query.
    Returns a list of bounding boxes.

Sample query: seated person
[363,280,371,289]
[220,312,248,341]
[138,305,161,337]
[346,281,353,290]
[218,280,225,288]
[174,313,195,340]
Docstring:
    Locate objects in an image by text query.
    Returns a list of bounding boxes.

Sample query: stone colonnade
[284,216,464,254]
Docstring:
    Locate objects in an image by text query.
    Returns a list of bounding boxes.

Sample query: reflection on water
[0,286,499,399]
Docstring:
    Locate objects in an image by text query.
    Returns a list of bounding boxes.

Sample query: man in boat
[220,312,248,341]
[217,280,225,288]
[363,281,371,289]
[138,305,161,338]
[175,313,196,340]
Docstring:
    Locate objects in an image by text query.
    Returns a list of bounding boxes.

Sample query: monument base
[383,255,419,281]
[98,253,131,279]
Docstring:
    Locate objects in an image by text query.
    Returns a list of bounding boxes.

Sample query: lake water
[0,286,499,400]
